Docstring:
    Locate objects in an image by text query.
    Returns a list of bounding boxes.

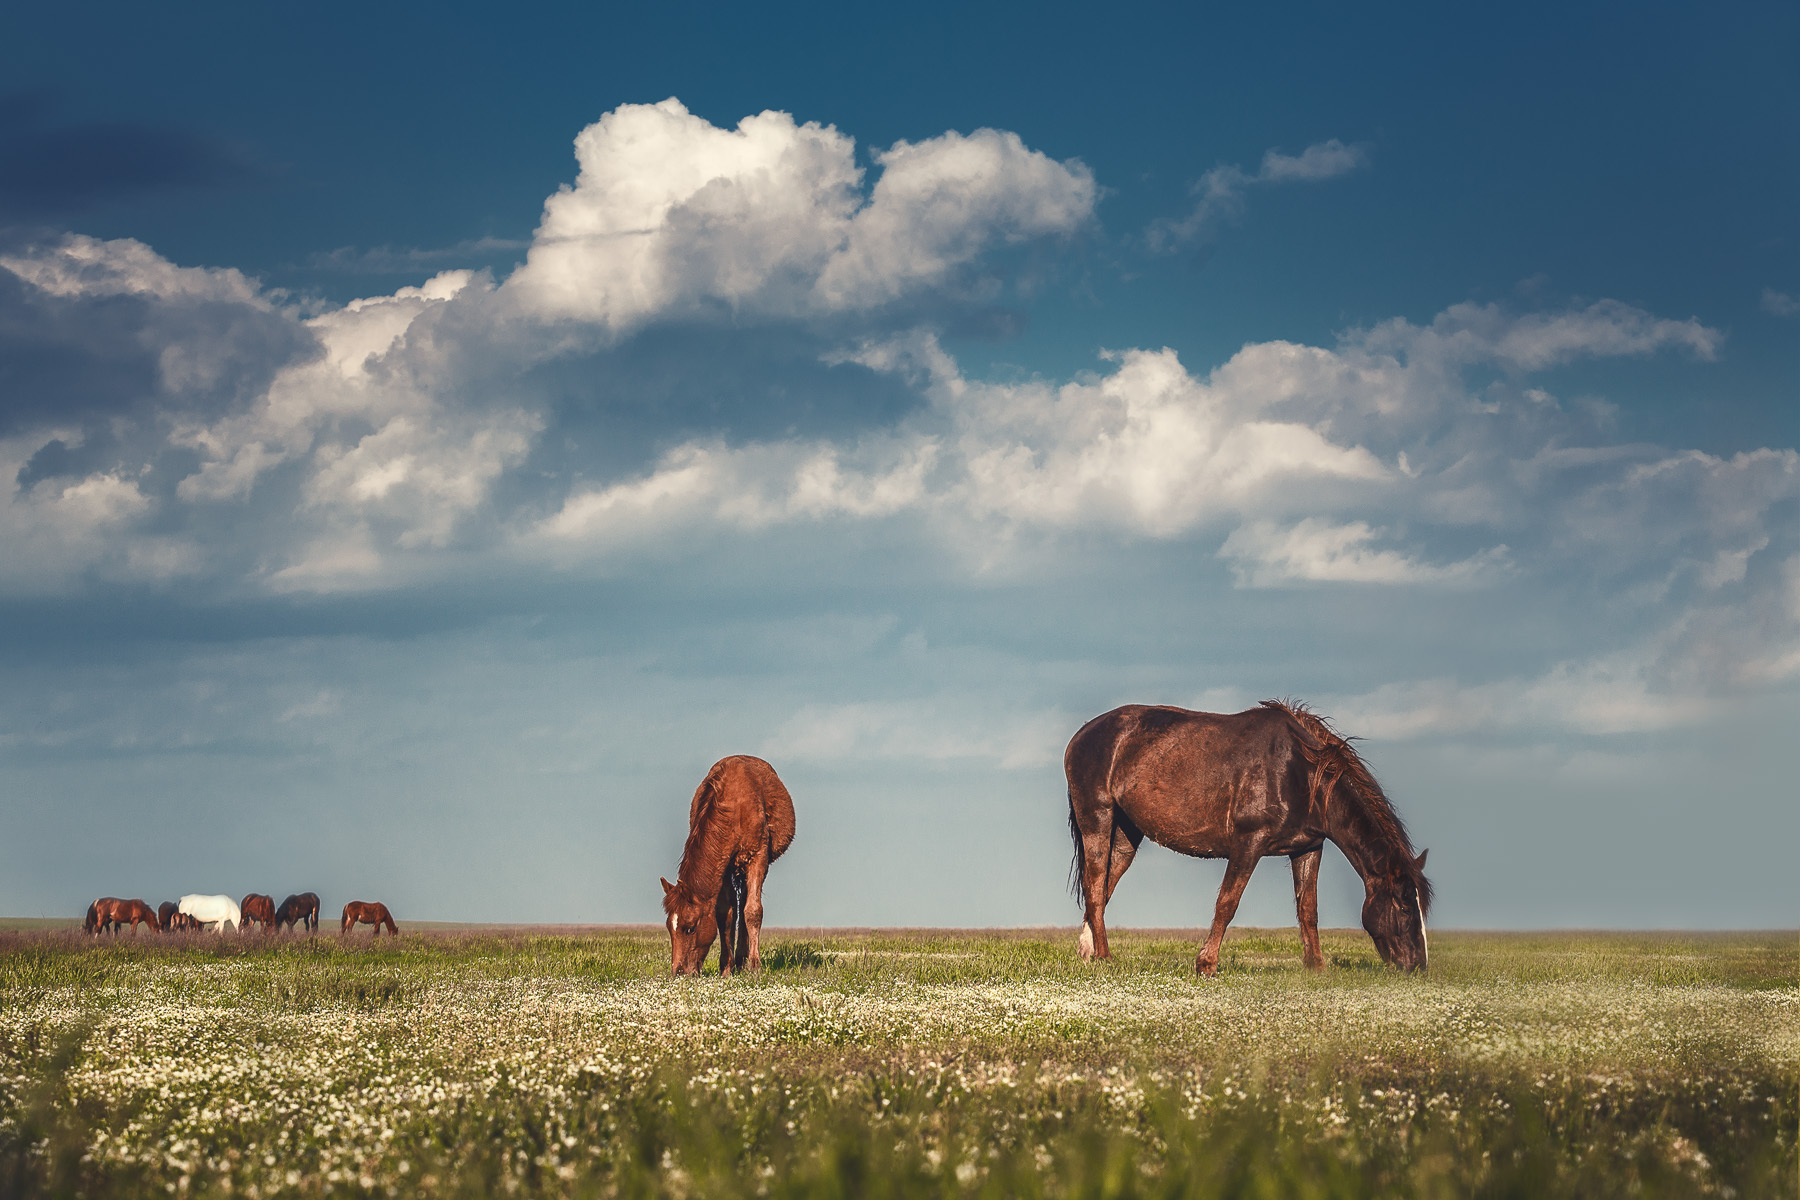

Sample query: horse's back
[1067,704,1307,851]
[1067,705,1222,789]
[699,755,796,863]
[179,893,240,925]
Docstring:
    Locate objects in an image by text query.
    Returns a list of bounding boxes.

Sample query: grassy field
[0,926,1792,1198]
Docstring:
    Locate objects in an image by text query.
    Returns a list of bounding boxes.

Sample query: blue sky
[0,2,1794,928]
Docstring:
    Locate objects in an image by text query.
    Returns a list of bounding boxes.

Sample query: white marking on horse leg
[1078,922,1094,959]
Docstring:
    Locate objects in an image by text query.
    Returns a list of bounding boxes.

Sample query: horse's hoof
[1196,961,1219,978]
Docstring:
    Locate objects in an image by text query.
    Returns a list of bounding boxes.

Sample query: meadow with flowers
[0,925,1792,1197]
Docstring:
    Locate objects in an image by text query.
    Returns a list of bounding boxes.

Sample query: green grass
[0,927,1792,1197]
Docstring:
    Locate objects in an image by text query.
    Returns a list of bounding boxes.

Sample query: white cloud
[812,127,1098,309]
[940,347,1389,533]
[1761,287,1799,318]
[1149,138,1367,250]
[1219,518,1506,587]
[532,341,1392,554]
[1362,299,1720,371]
[0,103,1790,737]
[505,99,1095,328]
[1258,140,1367,183]
[0,233,268,307]
[0,433,160,592]
[534,436,938,556]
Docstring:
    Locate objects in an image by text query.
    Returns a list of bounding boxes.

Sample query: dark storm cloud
[0,90,266,223]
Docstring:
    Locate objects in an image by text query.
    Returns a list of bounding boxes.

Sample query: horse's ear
[660,877,674,896]
[1414,849,1428,871]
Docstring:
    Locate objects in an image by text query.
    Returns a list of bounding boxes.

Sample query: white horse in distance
[178,894,242,931]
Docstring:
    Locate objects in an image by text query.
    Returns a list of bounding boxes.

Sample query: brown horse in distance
[275,893,320,933]
[1067,701,1431,975]
[661,755,796,976]
[240,894,277,932]
[341,901,398,936]
[85,897,158,934]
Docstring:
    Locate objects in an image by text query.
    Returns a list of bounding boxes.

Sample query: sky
[0,1,1794,930]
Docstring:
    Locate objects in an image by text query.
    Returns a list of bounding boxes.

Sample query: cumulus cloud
[0,234,313,438]
[1219,519,1507,587]
[1149,138,1367,251]
[0,98,1791,741]
[1760,287,1799,318]
[532,292,1741,560]
[0,437,155,592]
[505,99,1096,329]
[0,102,1101,592]
[533,340,1393,554]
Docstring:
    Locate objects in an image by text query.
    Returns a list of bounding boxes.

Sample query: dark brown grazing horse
[1067,701,1431,975]
[341,901,398,936]
[240,894,276,932]
[661,755,797,976]
[85,897,158,934]
[275,893,321,933]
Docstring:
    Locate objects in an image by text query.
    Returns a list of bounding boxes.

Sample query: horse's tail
[730,865,749,969]
[1067,793,1083,899]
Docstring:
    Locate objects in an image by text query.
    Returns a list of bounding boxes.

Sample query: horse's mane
[1261,699,1433,915]
[665,767,730,915]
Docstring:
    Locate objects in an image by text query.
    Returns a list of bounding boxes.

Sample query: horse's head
[1361,850,1430,972]
[661,877,718,976]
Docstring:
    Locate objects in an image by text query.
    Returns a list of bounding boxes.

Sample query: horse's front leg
[714,890,738,977]
[1197,852,1263,977]
[1291,849,1324,970]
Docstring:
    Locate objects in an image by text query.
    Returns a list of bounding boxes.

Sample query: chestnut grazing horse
[275,893,320,933]
[341,901,397,935]
[1067,701,1432,975]
[240,894,276,932]
[661,755,796,976]
[85,897,158,934]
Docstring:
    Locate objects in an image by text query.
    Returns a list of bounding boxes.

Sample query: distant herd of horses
[663,700,1432,978]
[83,700,1434,980]
[84,892,399,936]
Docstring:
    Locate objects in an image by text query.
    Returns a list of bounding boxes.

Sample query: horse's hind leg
[740,860,765,971]
[1291,849,1324,970]
[1105,814,1143,904]
[1071,801,1119,960]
